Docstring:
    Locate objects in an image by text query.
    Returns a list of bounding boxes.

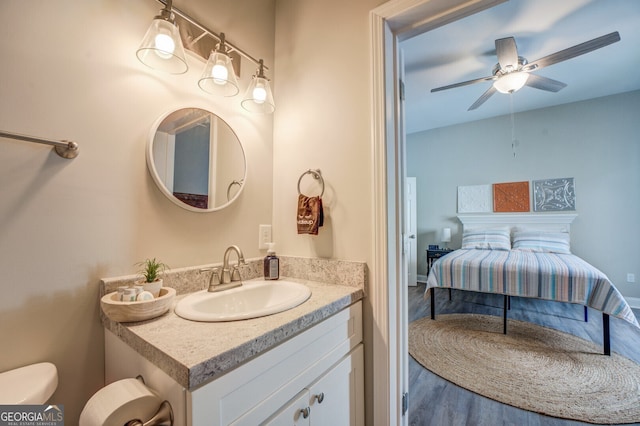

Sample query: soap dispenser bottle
[263,243,279,280]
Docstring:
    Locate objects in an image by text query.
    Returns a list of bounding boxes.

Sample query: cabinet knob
[299,407,310,419]
[314,392,325,404]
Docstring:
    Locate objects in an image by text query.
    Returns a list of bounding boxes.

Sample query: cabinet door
[308,344,364,426]
[261,390,310,426]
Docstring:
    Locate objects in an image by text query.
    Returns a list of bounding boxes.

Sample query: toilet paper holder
[124,376,174,426]
[124,400,173,426]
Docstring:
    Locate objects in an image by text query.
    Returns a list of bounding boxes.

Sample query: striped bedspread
[426,249,639,327]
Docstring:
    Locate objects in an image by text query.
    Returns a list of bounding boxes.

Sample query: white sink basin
[175,280,312,322]
[0,362,58,404]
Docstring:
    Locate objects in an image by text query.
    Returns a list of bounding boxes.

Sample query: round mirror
[146,108,246,212]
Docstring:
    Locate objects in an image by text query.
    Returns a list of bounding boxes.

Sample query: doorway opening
[369,1,505,424]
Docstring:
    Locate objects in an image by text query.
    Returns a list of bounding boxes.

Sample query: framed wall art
[457,184,492,213]
[533,178,576,212]
[493,181,530,212]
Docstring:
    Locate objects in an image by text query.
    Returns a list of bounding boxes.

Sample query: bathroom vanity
[101,259,365,426]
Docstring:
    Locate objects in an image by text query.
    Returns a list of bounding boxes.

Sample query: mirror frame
[146,107,247,213]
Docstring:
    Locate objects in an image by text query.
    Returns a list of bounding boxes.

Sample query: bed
[425,214,639,355]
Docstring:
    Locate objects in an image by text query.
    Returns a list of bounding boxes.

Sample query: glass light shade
[241,76,275,114]
[493,72,529,94]
[198,51,239,97]
[136,18,188,74]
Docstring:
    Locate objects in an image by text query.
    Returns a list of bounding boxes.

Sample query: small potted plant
[136,257,169,297]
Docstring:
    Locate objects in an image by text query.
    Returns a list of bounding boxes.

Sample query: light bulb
[252,87,267,104]
[241,67,274,113]
[253,83,267,104]
[154,32,175,59]
[136,14,188,74]
[198,51,238,96]
[211,61,229,85]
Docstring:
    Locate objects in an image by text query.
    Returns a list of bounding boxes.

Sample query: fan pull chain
[509,94,517,158]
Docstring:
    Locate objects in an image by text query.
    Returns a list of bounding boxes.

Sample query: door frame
[368,1,506,423]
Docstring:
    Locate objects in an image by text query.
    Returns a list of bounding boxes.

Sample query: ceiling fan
[431,31,621,111]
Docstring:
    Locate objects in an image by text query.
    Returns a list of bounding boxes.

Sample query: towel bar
[0,130,79,159]
[297,169,325,197]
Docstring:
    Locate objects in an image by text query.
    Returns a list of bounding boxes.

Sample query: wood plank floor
[408,283,640,426]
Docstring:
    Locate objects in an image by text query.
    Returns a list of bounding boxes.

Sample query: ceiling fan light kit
[431,31,621,111]
[493,71,529,94]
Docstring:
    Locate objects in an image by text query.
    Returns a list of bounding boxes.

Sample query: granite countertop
[102,277,364,390]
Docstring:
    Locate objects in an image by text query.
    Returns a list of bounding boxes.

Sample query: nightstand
[426,248,454,271]
[427,248,454,300]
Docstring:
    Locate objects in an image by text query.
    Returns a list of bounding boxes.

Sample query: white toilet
[0,362,58,404]
[0,362,172,425]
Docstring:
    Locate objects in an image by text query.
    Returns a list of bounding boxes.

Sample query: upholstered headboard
[457,213,577,234]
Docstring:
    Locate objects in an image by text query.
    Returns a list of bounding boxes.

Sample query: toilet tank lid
[0,362,58,404]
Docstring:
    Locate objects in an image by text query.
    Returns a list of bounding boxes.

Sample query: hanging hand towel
[317,197,324,227]
[297,194,324,235]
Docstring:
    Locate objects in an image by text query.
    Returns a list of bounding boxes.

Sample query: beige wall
[273,0,382,261]
[273,0,386,423]
[0,0,275,423]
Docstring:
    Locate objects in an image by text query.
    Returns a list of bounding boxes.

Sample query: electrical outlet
[627,273,635,283]
[258,224,272,250]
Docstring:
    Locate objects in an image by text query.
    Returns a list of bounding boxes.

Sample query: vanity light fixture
[137,0,275,113]
[136,0,188,74]
[241,60,276,114]
[198,33,240,97]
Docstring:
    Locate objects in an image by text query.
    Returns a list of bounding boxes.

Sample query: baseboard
[626,296,640,310]
[417,274,428,284]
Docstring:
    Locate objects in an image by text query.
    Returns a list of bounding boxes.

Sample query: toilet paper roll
[79,378,162,426]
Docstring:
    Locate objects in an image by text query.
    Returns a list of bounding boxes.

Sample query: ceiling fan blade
[496,37,518,71]
[431,75,495,93]
[523,31,620,72]
[525,74,567,92]
[468,86,497,111]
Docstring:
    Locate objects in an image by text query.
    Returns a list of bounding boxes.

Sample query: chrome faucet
[199,245,246,292]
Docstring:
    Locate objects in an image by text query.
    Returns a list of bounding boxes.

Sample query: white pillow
[461,227,511,250]
[512,230,571,254]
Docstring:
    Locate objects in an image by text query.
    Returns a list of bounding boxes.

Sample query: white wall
[407,90,640,298]
[0,0,274,422]
[273,0,385,422]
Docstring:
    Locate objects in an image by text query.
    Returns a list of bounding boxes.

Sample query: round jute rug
[409,314,640,424]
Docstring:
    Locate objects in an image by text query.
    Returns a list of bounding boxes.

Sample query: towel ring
[297,169,325,197]
[226,179,243,201]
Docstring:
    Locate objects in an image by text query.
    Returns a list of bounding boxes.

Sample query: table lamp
[442,228,451,249]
